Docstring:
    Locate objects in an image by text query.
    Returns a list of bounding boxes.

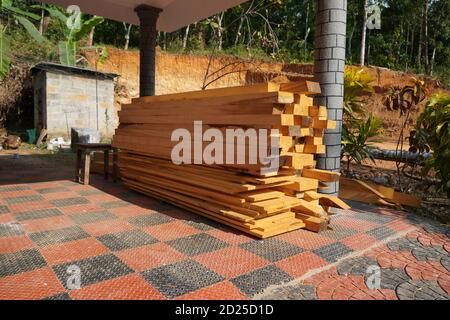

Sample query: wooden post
[104,148,109,180]
[83,152,91,185]
[135,5,162,97]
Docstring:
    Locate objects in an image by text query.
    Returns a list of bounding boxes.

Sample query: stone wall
[36,71,116,140]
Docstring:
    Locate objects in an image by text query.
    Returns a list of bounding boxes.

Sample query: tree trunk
[234,16,244,46]
[423,0,430,74]
[39,9,45,34]
[348,15,357,62]
[410,27,415,63]
[216,12,224,51]
[360,0,369,66]
[182,24,190,50]
[417,5,424,68]
[304,2,310,61]
[430,47,436,75]
[123,23,132,50]
[367,29,371,66]
[88,27,95,47]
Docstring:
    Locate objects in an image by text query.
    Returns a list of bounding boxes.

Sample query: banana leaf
[0,26,11,80]
[58,41,76,66]
[15,16,45,43]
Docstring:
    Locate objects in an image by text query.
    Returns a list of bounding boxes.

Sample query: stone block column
[135,5,162,97]
[313,0,347,195]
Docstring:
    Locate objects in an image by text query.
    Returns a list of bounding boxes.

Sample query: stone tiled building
[32,62,118,140]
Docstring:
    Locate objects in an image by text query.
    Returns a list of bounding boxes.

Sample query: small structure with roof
[31,62,118,140]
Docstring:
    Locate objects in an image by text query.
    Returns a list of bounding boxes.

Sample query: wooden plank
[118,113,295,126]
[295,213,329,233]
[133,81,319,104]
[302,168,341,182]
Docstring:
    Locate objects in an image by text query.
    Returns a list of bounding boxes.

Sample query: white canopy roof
[40,0,248,32]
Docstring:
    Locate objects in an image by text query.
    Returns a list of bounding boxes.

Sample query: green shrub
[412,93,450,197]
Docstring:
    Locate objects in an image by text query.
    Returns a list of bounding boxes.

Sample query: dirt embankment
[85,48,449,143]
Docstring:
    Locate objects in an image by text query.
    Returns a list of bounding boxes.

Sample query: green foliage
[344,68,374,119]
[342,113,383,168]
[0,24,10,79]
[58,40,75,66]
[412,94,450,197]
[342,68,381,169]
[0,0,44,78]
[384,78,428,116]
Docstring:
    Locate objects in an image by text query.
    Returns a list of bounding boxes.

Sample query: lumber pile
[339,178,421,208]
[112,81,349,238]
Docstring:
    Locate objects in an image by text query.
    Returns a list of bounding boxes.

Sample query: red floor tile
[69,274,165,300]
[0,235,35,254]
[341,233,379,250]
[176,281,247,300]
[276,251,328,278]
[81,219,135,237]
[58,204,105,215]
[144,221,200,242]
[115,242,186,272]
[0,213,14,224]
[108,205,155,218]
[0,189,38,199]
[42,191,81,201]
[21,215,75,233]
[195,247,269,279]
[206,228,255,245]
[0,267,65,300]
[332,217,380,232]
[39,238,109,266]
[9,201,54,213]
[277,230,335,250]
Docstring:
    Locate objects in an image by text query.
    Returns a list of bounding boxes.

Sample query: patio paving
[0,159,449,300]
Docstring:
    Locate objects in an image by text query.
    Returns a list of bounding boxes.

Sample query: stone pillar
[313,0,347,195]
[135,5,162,97]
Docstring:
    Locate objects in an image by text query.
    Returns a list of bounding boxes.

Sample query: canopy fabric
[40,0,247,32]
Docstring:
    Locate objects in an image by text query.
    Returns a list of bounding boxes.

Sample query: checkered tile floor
[0,165,448,300]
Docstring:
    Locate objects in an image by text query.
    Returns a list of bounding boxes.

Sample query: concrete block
[320,84,342,96]
[316,72,337,84]
[328,59,339,71]
[330,9,347,23]
[323,132,342,145]
[316,35,337,48]
[320,48,332,59]
[332,47,346,59]
[319,0,345,10]
[321,22,346,35]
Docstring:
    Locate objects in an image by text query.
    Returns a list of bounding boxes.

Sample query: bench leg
[75,149,82,183]
[83,152,91,185]
[104,149,109,180]
[112,148,118,182]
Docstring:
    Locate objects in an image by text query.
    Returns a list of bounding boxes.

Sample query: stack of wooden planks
[112,81,349,238]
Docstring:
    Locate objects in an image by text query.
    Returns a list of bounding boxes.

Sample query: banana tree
[0,0,45,79]
[34,4,104,66]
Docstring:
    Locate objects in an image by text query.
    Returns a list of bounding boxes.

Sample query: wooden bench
[75,143,118,185]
